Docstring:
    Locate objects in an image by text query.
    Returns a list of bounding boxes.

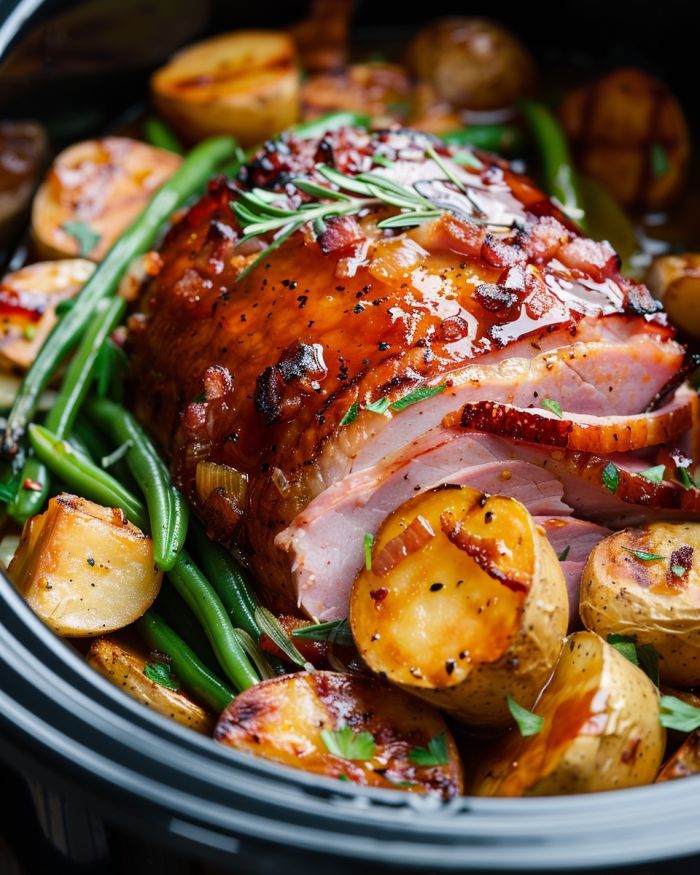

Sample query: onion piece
[373,514,435,577]
[196,461,248,506]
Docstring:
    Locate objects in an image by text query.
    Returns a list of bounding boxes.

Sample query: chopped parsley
[677,467,697,490]
[507,694,543,736]
[639,465,666,484]
[650,142,670,179]
[659,695,700,732]
[339,402,359,427]
[607,634,659,686]
[601,461,619,494]
[671,564,687,578]
[621,546,665,562]
[408,731,449,766]
[364,532,374,571]
[390,384,445,412]
[143,660,179,691]
[62,220,101,257]
[321,726,376,761]
[557,545,571,562]
[541,398,563,418]
[292,618,353,647]
[0,477,19,504]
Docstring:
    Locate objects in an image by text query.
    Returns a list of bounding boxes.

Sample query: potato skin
[215,671,463,797]
[87,637,213,733]
[350,485,569,729]
[474,632,665,796]
[9,494,162,637]
[580,523,700,687]
[646,254,700,340]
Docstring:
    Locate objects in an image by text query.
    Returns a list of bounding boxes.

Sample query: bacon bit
[201,486,242,541]
[558,237,619,282]
[440,510,530,593]
[369,587,389,604]
[521,215,569,262]
[524,266,555,319]
[472,283,519,314]
[22,478,42,492]
[411,214,485,258]
[202,364,234,401]
[668,545,694,587]
[318,215,365,256]
[373,515,436,577]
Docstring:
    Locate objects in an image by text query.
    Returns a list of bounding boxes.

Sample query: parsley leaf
[639,465,666,484]
[364,532,374,571]
[408,731,449,766]
[607,634,659,686]
[292,618,353,647]
[339,402,359,427]
[557,545,571,562]
[659,695,700,732]
[143,661,179,691]
[62,220,101,257]
[541,398,563,418]
[507,694,544,736]
[621,546,665,561]
[672,563,687,577]
[365,397,391,415]
[607,633,640,666]
[677,467,697,490]
[0,477,19,504]
[602,461,619,494]
[390,384,445,412]
[372,153,394,168]
[321,726,376,761]
[650,142,670,179]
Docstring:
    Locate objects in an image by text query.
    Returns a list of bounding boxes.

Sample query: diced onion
[196,461,248,506]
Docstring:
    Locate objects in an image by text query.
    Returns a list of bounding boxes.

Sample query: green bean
[155,584,220,674]
[168,550,259,692]
[442,123,526,156]
[518,99,586,229]
[143,117,184,154]
[1,136,238,459]
[28,422,259,692]
[85,397,187,570]
[291,111,371,139]
[28,424,148,529]
[137,611,233,713]
[189,518,260,639]
[71,415,137,492]
[9,298,126,523]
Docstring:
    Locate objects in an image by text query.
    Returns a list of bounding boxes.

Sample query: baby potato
[0,258,93,372]
[560,68,689,210]
[87,637,213,733]
[473,631,665,796]
[580,522,700,687]
[31,137,181,261]
[151,31,300,147]
[215,670,463,796]
[646,254,700,339]
[350,485,569,729]
[406,18,535,111]
[0,120,47,240]
[9,494,162,637]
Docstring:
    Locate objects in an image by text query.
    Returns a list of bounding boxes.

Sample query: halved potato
[657,730,700,782]
[473,631,665,795]
[31,137,181,261]
[215,670,463,797]
[88,637,213,732]
[151,31,300,147]
[0,121,47,240]
[580,522,700,687]
[0,258,94,372]
[646,254,700,340]
[9,494,162,636]
[350,485,569,729]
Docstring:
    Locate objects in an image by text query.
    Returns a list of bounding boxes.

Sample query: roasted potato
[646,254,700,339]
[31,137,181,261]
[350,485,569,729]
[87,637,214,733]
[406,18,535,111]
[0,258,93,371]
[9,494,162,637]
[215,670,463,797]
[473,631,665,796]
[151,31,300,147]
[657,730,700,782]
[560,68,689,210]
[301,62,412,125]
[0,121,47,241]
[580,523,700,687]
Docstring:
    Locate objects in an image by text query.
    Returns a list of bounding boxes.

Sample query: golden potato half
[473,631,665,796]
[215,670,463,797]
[580,522,700,687]
[646,254,700,340]
[9,494,162,637]
[32,137,181,261]
[88,637,213,733]
[151,30,300,146]
[350,485,569,728]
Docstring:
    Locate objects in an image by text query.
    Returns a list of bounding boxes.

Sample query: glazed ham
[130,126,693,618]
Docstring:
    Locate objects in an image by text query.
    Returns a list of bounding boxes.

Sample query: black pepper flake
[378,341,390,351]
[445,659,455,675]
[484,511,494,523]
[297,295,308,308]
[87,556,95,567]
[353,303,364,313]
[430,582,444,592]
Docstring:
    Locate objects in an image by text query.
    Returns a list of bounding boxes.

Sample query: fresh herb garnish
[607,634,659,686]
[372,153,394,168]
[601,461,619,494]
[639,465,666,484]
[677,467,697,490]
[671,564,687,577]
[621,546,666,561]
[292,618,354,647]
[364,532,374,571]
[390,384,445,412]
[659,695,700,732]
[408,731,449,766]
[541,398,563,418]
[507,694,544,736]
[254,605,307,668]
[607,633,639,666]
[365,397,391,415]
[101,439,132,469]
[321,726,376,761]
[0,477,19,504]
[143,660,179,691]
[650,143,670,179]
[339,402,359,426]
[557,545,571,562]
[62,220,101,257]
